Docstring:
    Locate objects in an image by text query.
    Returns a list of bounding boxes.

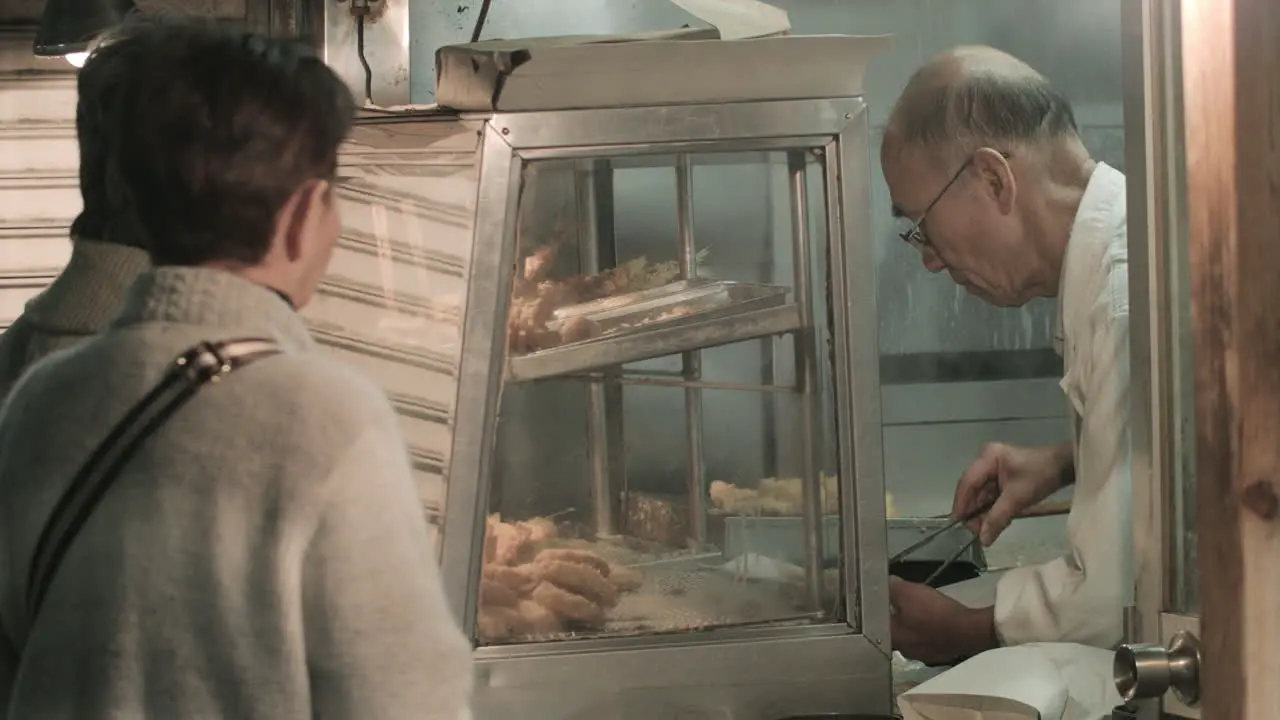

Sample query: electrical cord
[470,0,493,43]
[352,0,374,105]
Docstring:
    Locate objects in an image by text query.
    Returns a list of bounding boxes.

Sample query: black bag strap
[25,337,282,623]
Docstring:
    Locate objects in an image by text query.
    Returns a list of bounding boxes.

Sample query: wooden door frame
[1183,0,1280,717]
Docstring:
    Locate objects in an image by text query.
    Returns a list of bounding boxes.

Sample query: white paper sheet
[899,644,1122,720]
[669,0,791,40]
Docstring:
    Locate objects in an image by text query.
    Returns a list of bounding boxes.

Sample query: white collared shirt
[994,162,1133,648]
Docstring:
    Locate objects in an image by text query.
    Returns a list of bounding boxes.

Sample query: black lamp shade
[33,0,137,57]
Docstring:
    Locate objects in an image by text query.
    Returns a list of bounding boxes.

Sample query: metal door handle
[1113,630,1201,707]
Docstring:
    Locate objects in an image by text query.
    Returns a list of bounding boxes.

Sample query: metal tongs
[888,500,994,587]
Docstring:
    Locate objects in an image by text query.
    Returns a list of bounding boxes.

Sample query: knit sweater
[0,267,473,719]
[0,239,149,403]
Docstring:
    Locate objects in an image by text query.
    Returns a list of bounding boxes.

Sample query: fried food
[514,599,562,636]
[480,577,519,608]
[506,250,711,354]
[484,563,539,595]
[485,514,533,566]
[518,516,559,544]
[532,581,605,627]
[477,605,520,643]
[539,559,619,609]
[534,547,612,578]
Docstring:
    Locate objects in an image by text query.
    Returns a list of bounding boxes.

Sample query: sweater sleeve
[994,293,1132,648]
[302,417,474,720]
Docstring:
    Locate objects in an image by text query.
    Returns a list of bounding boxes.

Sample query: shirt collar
[22,239,150,335]
[114,266,313,352]
[1053,162,1126,354]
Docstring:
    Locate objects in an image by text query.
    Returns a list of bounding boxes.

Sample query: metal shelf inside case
[507,280,800,382]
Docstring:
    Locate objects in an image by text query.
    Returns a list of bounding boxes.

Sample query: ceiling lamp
[33,0,136,64]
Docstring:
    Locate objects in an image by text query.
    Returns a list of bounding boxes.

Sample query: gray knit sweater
[0,267,473,719]
[0,239,149,403]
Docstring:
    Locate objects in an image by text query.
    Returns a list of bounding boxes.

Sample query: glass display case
[319,33,898,720]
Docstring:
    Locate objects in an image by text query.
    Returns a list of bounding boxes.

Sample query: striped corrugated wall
[308,117,483,543]
[0,27,78,332]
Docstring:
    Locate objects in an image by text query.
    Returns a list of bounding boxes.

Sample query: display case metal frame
[1121,0,1201,717]
[416,96,891,717]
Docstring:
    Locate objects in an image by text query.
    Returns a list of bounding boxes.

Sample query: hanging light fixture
[33,0,137,65]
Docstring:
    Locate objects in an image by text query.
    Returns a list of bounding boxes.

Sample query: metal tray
[508,290,801,382]
[546,280,789,337]
[549,279,710,324]
[720,515,986,569]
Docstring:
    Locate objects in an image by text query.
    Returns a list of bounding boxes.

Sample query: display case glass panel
[478,149,860,645]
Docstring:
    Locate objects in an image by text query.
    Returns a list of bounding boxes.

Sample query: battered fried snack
[608,564,644,592]
[484,563,540,595]
[533,547,611,578]
[477,605,521,643]
[539,559,619,609]
[532,581,605,627]
[487,514,533,566]
[480,577,519,608]
[518,516,559,544]
[514,599,563,636]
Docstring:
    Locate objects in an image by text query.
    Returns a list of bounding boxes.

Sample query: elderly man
[880,46,1131,665]
[0,18,472,719]
[0,25,154,401]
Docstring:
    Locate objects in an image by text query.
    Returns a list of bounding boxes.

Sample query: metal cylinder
[788,151,824,611]
[1113,631,1201,706]
[675,154,707,548]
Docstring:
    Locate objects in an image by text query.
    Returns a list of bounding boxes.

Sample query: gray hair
[892,65,1079,159]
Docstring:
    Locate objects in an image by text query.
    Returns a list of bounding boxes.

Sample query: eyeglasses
[898,150,1012,250]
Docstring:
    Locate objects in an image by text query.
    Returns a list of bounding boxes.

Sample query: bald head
[884,46,1079,163]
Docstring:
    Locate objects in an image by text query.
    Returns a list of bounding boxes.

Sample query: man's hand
[889,577,999,666]
[952,441,1074,546]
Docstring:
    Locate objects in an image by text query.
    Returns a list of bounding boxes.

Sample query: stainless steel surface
[508,303,803,382]
[439,123,520,633]
[434,34,889,113]
[888,502,989,565]
[494,99,865,151]
[570,374,795,394]
[676,154,709,550]
[432,95,890,715]
[545,281,789,337]
[789,151,824,610]
[722,516,986,569]
[578,160,618,538]
[474,629,890,719]
[319,0,411,106]
[1124,0,1197,717]
[1113,630,1200,707]
[827,110,892,652]
[1159,613,1202,718]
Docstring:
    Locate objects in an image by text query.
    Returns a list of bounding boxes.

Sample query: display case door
[1123,0,1280,717]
